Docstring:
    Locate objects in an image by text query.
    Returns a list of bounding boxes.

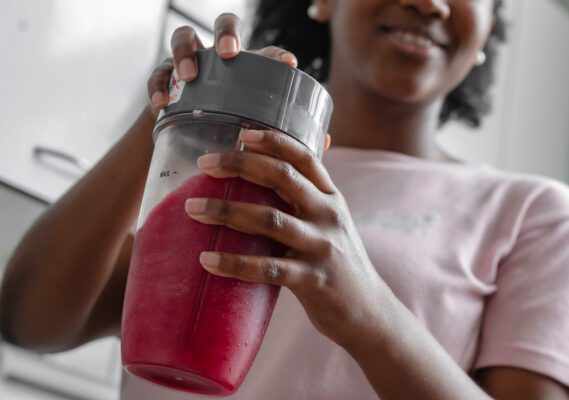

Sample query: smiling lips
[379,25,449,51]
[392,30,435,48]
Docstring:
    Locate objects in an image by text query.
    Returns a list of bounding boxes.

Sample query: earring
[307,4,319,20]
[476,51,486,67]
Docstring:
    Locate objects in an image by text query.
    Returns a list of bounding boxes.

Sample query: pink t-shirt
[122,147,569,399]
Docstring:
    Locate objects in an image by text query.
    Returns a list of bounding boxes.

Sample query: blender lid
[156,48,333,156]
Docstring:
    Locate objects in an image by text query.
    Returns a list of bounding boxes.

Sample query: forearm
[0,107,155,350]
[343,280,491,400]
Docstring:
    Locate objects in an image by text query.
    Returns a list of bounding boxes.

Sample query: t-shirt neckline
[323,145,467,167]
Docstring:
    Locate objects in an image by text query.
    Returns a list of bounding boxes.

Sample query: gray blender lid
[156,48,333,156]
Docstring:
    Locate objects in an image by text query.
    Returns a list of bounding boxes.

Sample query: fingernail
[179,58,197,81]
[185,198,207,214]
[200,252,221,268]
[240,129,264,142]
[197,153,221,169]
[279,52,297,67]
[218,36,238,56]
[151,92,166,107]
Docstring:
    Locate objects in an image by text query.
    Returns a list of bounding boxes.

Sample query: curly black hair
[248,0,507,128]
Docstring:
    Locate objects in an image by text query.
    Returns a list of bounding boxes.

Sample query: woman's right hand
[146,13,299,119]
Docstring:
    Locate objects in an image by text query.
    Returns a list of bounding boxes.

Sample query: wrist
[127,106,156,150]
[337,278,397,356]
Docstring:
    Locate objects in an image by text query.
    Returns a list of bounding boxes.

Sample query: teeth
[393,30,434,48]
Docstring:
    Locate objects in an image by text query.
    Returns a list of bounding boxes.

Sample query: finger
[254,46,298,68]
[170,26,204,81]
[185,198,319,253]
[196,150,322,216]
[324,134,332,151]
[238,129,337,195]
[199,252,322,290]
[214,13,242,59]
[147,58,174,112]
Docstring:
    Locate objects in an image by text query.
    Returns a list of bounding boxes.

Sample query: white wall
[439,0,569,183]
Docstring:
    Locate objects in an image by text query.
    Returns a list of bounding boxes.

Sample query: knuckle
[262,258,283,282]
[173,25,196,40]
[326,207,345,227]
[263,209,286,231]
[273,132,288,148]
[222,151,245,173]
[337,193,351,214]
[148,64,173,92]
[309,268,328,291]
[157,60,174,73]
[217,201,231,219]
[234,255,247,272]
[276,162,299,183]
[171,43,194,57]
[171,28,198,56]
[148,73,168,91]
[302,148,318,168]
[317,238,338,260]
[323,193,348,225]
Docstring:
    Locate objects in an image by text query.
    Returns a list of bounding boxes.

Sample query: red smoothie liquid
[122,174,288,396]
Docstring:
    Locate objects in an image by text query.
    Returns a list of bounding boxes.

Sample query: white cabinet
[1,341,120,400]
[42,338,121,387]
[0,0,167,202]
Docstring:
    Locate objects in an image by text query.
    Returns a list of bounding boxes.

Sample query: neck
[327,66,452,162]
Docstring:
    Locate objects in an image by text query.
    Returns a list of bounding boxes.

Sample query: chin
[362,58,442,104]
[371,73,436,104]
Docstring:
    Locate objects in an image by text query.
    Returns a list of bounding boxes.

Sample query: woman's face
[322,0,495,104]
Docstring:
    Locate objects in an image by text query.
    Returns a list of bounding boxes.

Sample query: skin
[1,1,568,399]
[323,0,492,157]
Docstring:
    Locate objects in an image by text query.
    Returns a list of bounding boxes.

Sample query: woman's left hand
[185,128,386,347]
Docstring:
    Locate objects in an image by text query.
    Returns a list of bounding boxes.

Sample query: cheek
[329,0,378,60]
[444,4,494,89]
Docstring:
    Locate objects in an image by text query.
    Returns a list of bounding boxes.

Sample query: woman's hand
[144,13,381,347]
[145,13,299,119]
[186,128,385,347]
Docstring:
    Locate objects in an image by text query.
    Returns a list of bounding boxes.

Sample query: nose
[399,0,451,20]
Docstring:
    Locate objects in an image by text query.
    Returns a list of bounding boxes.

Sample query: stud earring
[476,51,486,67]
[307,4,319,20]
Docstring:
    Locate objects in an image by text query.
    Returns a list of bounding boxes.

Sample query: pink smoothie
[122,174,289,396]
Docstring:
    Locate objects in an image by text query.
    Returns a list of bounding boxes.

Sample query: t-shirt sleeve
[473,180,569,387]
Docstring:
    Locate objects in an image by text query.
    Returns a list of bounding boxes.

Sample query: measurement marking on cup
[160,170,178,178]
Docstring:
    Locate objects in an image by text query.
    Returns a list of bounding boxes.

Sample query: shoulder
[481,167,569,218]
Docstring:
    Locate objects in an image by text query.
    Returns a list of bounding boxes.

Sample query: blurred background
[0,0,568,398]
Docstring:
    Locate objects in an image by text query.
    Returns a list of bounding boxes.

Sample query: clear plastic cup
[121,49,332,396]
